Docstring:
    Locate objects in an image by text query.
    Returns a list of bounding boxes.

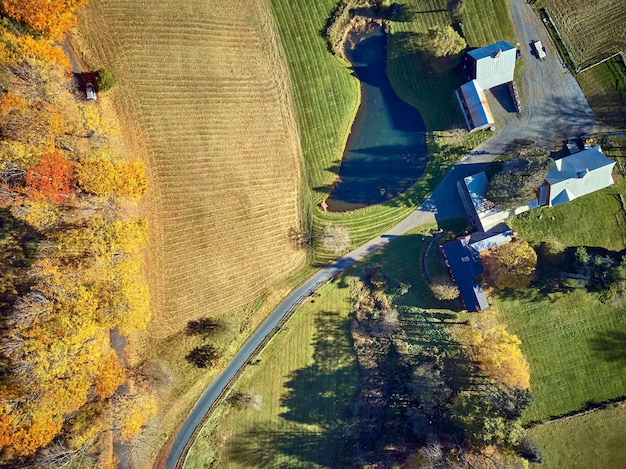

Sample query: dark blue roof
[441,237,488,312]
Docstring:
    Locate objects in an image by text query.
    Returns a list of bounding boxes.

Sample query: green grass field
[498,175,626,422]
[493,288,626,423]
[185,229,460,467]
[528,405,626,469]
[578,56,626,129]
[185,279,359,468]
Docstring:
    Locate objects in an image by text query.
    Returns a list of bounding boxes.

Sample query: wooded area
[0,1,154,466]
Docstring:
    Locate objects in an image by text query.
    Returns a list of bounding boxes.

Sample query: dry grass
[77,0,305,335]
[539,0,626,67]
[76,0,306,462]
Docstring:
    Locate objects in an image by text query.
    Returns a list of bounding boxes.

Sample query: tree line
[0,2,154,467]
[342,265,540,467]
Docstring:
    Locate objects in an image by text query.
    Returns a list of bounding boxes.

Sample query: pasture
[493,288,626,422]
[537,0,626,68]
[528,405,626,469]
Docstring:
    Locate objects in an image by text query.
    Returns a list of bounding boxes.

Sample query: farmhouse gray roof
[544,147,615,207]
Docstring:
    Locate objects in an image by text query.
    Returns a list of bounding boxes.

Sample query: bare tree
[320,224,350,254]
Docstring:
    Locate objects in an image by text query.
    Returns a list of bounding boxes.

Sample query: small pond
[325,25,428,211]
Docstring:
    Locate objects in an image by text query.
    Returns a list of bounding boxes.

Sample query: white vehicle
[533,40,546,60]
[85,82,97,100]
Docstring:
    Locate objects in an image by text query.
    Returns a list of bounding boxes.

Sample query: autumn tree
[76,157,148,199]
[482,239,537,290]
[1,0,88,40]
[24,152,74,203]
[453,311,531,390]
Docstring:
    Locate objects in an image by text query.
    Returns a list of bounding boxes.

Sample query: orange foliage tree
[1,0,88,40]
[24,152,74,203]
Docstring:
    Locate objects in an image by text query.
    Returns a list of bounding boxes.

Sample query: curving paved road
[166,0,605,466]
[166,208,436,469]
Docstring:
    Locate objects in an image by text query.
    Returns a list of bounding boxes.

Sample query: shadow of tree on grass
[589,330,626,365]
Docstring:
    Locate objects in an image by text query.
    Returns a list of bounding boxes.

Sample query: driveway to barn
[422,0,605,220]
[165,1,606,466]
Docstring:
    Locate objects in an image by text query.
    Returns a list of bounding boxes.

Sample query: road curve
[166,206,436,469]
[166,0,603,465]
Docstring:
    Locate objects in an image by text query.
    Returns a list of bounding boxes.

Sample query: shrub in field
[320,224,350,254]
[430,278,459,300]
[95,68,117,92]
[185,344,221,369]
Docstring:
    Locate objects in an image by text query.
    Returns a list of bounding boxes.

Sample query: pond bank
[325,24,428,211]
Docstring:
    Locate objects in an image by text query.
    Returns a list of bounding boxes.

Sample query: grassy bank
[577,56,626,129]
[528,405,626,468]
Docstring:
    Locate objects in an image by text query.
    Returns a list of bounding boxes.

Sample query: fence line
[540,7,625,75]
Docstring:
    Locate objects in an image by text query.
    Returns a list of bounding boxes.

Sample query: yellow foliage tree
[482,239,537,290]
[1,0,88,41]
[454,312,530,390]
[95,352,126,399]
[114,383,157,443]
[77,157,148,199]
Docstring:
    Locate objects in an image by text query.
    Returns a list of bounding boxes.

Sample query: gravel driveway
[424,0,605,220]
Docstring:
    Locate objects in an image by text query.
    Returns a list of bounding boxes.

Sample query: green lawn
[493,287,626,423]
[577,56,626,129]
[461,0,516,47]
[529,405,626,469]
[185,280,359,468]
[509,175,626,252]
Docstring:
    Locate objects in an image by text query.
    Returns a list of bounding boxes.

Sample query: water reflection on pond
[325,26,428,212]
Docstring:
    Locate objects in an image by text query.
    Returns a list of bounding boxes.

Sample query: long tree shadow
[227,288,474,466]
[227,309,358,468]
[589,330,626,364]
